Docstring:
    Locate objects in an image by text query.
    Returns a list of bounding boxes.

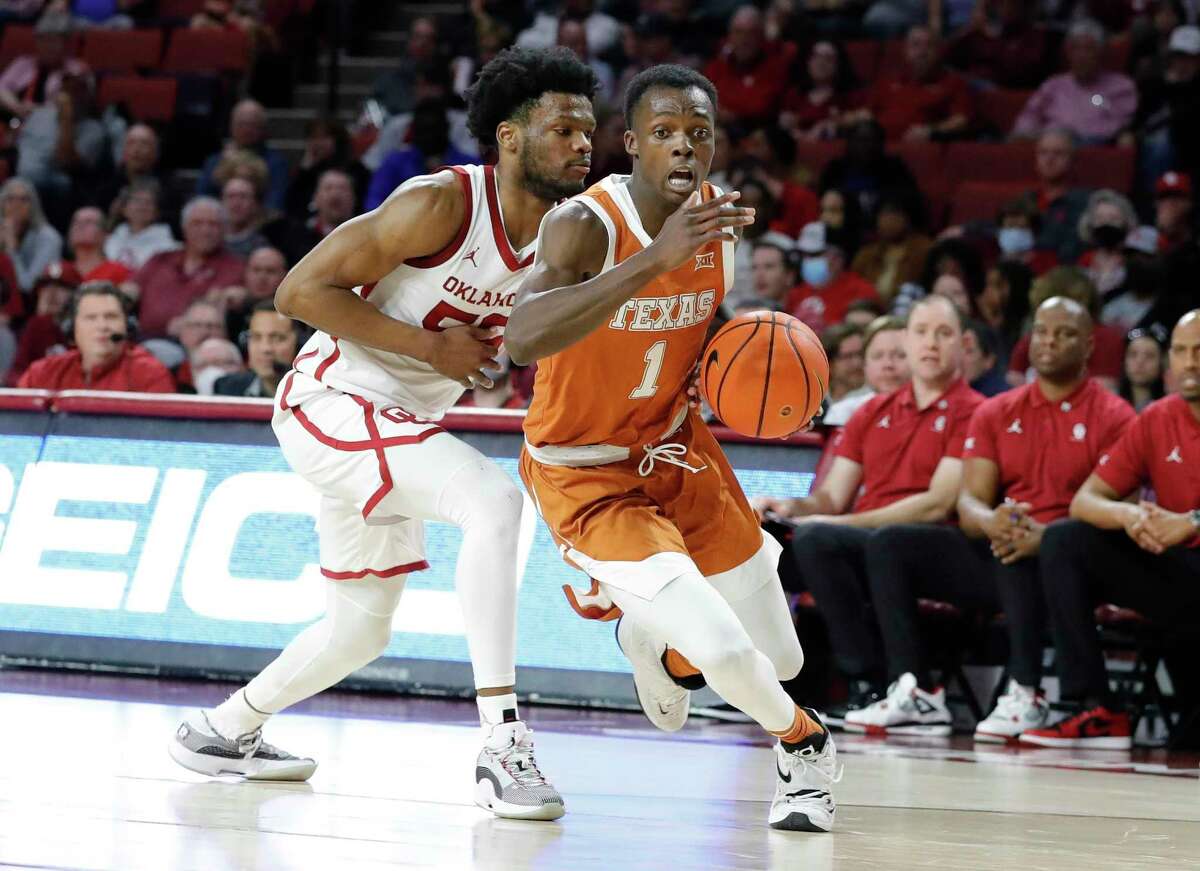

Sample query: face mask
[997,226,1033,255]
[1091,223,1126,250]
[802,256,831,288]
[194,366,229,395]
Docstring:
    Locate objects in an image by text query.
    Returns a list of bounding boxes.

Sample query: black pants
[1041,520,1200,701]
[866,524,1047,688]
[789,523,883,680]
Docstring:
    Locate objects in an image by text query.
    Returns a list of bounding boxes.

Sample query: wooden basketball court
[1,670,1197,870]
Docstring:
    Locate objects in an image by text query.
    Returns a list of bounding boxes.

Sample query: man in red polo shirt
[702,5,794,123]
[849,297,1134,738]
[18,282,174,392]
[1028,309,1200,748]
[755,294,983,722]
[865,25,971,142]
[785,222,878,332]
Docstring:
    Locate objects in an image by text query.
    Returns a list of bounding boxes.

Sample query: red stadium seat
[98,75,178,121]
[163,28,250,74]
[81,29,164,73]
[948,180,1028,225]
[975,89,1033,138]
[946,141,1037,186]
[843,40,880,82]
[878,38,906,78]
[795,140,845,182]
[0,25,36,68]
[1073,146,1135,193]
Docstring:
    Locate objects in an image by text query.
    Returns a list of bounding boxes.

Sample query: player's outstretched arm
[505,190,753,365]
[276,173,497,385]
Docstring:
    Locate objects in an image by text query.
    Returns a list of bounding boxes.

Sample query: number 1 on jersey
[630,340,667,399]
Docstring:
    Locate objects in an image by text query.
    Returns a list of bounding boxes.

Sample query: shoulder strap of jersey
[404,166,474,269]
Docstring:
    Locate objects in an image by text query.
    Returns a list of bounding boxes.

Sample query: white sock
[477,692,519,729]
[209,689,270,739]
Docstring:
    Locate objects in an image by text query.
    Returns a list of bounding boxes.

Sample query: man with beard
[1030,310,1200,748]
[848,297,1134,741]
[168,47,598,823]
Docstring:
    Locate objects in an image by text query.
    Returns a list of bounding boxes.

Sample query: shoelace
[638,442,708,477]
[785,747,844,794]
[236,729,264,760]
[498,733,551,788]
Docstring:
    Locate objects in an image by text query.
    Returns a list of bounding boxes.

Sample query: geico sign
[0,461,544,636]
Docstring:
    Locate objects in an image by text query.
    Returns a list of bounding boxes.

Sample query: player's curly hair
[465,47,598,148]
[623,64,718,128]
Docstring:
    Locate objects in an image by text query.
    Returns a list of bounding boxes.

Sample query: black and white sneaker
[769,712,840,832]
[169,711,317,781]
[474,721,565,821]
[843,672,952,736]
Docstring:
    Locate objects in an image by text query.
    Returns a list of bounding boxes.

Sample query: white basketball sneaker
[169,711,317,781]
[474,720,565,821]
[974,680,1049,743]
[769,716,840,832]
[843,672,953,736]
[615,616,690,732]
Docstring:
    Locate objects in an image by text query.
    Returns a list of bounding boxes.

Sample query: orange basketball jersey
[524,174,736,449]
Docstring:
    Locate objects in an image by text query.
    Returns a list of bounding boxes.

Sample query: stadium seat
[795,140,845,182]
[878,38,906,79]
[163,28,250,75]
[946,141,1037,186]
[0,25,36,69]
[948,180,1028,225]
[844,40,880,83]
[1073,146,1135,193]
[98,75,178,121]
[975,89,1033,138]
[82,29,165,73]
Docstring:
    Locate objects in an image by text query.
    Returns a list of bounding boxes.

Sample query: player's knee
[448,461,524,537]
[337,613,393,664]
[695,634,760,681]
[771,639,804,681]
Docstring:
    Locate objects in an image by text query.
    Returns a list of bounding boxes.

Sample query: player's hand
[1122,503,1164,553]
[427,325,499,388]
[753,496,796,521]
[985,498,1032,544]
[991,519,1044,564]
[646,190,754,272]
[1137,501,1195,551]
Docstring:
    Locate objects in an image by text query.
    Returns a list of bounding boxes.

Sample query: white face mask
[194,366,230,395]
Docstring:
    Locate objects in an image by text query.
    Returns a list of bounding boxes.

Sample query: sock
[662,647,707,690]
[771,705,825,749]
[477,692,519,729]
[209,689,270,739]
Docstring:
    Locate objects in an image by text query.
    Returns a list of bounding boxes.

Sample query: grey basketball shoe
[169,711,317,781]
[474,720,565,821]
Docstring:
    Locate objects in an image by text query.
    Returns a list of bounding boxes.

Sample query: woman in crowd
[851,191,932,303]
[1118,325,1168,411]
[819,187,864,262]
[1076,189,1139,301]
[781,40,863,142]
[105,179,179,270]
[1,178,62,295]
[971,260,1032,368]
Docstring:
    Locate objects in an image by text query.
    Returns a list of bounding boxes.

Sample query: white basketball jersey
[289,164,536,419]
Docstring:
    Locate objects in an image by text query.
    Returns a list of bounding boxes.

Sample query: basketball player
[168,48,598,822]
[505,65,839,833]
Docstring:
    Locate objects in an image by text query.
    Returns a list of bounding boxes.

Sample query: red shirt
[784,270,879,332]
[80,260,134,284]
[834,378,984,513]
[770,182,820,239]
[134,249,245,338]
[18,345,175,393]
[1096,394,1200,520]
[0,252,22,321]
[867,68,973,141]
[703,42,796,121]
[1008,324,1124,381]
[963,379,1134,524]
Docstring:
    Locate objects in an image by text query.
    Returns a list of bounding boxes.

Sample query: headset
[61,281,139,346]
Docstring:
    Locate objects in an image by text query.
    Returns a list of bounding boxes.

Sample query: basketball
[699,311,829,439]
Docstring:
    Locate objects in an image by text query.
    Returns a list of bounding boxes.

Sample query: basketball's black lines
[714,317,761,426]
[784,325,826,422]
[755,313,777,437]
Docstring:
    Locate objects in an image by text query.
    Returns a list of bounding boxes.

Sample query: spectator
[4,260,77,385]
[458,354,528,409]
[755,296,983,722]
[293,169,355,258]
[364,100,478,212]
[67,206,131,285]
[1119,324,1168,411]
[945,0,1052,90]
[371,16,444,116]
[994,197,1058,275]
[1007,266,1124,389]
[1100,227,1171,332]
[786,222,878,331]
[0,10,89,121]
[214,300,298,398]
[92,123,165,216]
[820,322,867,403]
[962,319,1008,395]
[1034,310,1200,749]
[1,177,62,294]
[780,40,863,142]
[819,120,922,227]
[727,179,783,296]
[1155,170,1194,254]
[588,108,630,181]
[614,14,684,99]
[844,298,886,329]
[703,5,795,124]
[0,248,22,378]
[133,197,244,338]
[744,239,797,311]
[1130,0,1187,83]
[823,314,911,425]
[1012,19,1137,145]
[104,178,178,270]
[1136,25,1200,184]
[167,297,226,389]
[18,281,173,391]
[190,335,244,395]
[196,99,289,211]
[864,25,972,142]
[557,18,614,104]
[850,192,932,303]
[68,0,143,29]
[284,118,369,220]
[213,244,287,337]
[515,0,620,59]
[1076,189,1139,300]
[931,272,972,315]
[973,261,1032,367]
[922,237,985,304]
[731,130,819,238]
[221,176,272,260]
[1011,129,1092,264]
[852,296,1134,738]
[818,188,864,261]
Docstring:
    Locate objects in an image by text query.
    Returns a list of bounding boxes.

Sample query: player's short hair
[465,47,598,148]
[623,64,718,128]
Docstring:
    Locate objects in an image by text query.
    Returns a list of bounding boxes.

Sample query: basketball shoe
[615,616,690,731]
[843,672,953,736]
[769,716,840,832]
[1018,705,1132,749]
[474,720,565,821]
[820,680,883,729]
[974,680,1050,743]
[169,711,317,781]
